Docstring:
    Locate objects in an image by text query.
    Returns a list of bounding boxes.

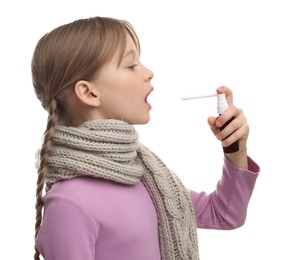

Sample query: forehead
[101,36,137,70]
[124,34,138,54]
[116,34,139,64]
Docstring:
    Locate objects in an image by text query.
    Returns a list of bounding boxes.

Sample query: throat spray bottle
[181,92,239,154]
[217,93,239,154]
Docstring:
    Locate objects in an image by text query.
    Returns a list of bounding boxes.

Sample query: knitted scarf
[45,119,199,260]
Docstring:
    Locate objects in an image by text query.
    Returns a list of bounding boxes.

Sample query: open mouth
[145,88,153,103]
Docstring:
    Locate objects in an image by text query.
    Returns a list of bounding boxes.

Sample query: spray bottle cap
[217,93,228,114]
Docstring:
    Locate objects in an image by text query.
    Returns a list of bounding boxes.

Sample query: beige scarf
[45,119,199,259]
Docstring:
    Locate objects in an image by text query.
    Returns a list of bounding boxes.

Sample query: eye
[128,64,138,70]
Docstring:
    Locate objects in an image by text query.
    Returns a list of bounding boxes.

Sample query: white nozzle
[181,92,229,115]
[217,93,228,114]
[181,93,217,100]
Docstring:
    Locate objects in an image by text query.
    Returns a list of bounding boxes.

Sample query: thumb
[208,116,219,136]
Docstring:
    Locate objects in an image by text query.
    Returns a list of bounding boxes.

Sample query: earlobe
[74,80,100,107]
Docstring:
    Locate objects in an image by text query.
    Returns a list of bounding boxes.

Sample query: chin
[130,116,151,125]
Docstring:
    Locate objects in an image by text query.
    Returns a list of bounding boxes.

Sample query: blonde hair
[31,16,140,260]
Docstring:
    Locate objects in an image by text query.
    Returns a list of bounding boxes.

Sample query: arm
[36,194,98,260]
[191,86,260,229]
[190,156,259,229]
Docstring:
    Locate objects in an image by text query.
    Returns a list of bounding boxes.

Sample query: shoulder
[46,176,127,199]
[42,177,152,217]
[43,177,125,210]
[42,177,102,225]
[48,176,110,195]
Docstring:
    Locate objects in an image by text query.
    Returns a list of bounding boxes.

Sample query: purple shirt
[36,156,259,260]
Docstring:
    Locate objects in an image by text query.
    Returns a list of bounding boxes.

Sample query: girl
[32,16,259,260]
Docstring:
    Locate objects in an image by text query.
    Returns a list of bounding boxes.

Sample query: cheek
[127,79,143,94]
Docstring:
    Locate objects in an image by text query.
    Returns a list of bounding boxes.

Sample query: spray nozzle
[181,92,228,114]
[216,93,228,114]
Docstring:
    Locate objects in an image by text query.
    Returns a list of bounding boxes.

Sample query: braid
[34,98,58,260]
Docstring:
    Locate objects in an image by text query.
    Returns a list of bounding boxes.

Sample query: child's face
[92,34,154,125]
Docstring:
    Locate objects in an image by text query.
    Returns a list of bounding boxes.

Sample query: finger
[216,115,248,144]
[221,123,249,148]
[208,116,219,136]
[216,118,241,141]
[216,106,242,128]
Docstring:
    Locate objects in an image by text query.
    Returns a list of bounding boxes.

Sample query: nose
[144,66,154,81]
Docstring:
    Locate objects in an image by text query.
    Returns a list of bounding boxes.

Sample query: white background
[1,0,291,259]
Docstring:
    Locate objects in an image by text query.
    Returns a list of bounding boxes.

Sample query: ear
[74,80,100,107]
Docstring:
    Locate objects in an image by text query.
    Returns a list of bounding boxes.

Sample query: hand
[207,86,248,168]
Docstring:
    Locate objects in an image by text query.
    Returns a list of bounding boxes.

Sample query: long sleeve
[190,156,260,229]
